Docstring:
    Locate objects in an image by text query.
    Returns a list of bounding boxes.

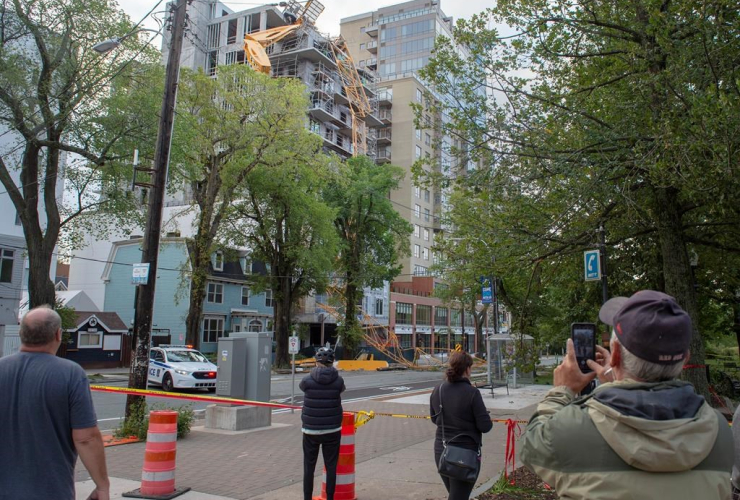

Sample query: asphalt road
[92,369,449,431]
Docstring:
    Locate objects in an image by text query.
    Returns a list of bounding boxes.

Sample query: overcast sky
[118,0,495,39]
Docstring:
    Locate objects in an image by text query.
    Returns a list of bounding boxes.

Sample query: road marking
[378,386,412,392]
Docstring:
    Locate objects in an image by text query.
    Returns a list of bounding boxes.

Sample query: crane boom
[243,0,324,75]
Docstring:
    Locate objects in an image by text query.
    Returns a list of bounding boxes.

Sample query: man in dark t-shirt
[0,306,110,500]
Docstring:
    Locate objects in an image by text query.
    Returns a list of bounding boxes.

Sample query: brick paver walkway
[81,398,536,499]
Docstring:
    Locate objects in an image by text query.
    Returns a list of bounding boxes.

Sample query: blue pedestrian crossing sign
[584,250,601,281]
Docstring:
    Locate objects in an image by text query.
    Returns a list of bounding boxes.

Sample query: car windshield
[166,350,207,363]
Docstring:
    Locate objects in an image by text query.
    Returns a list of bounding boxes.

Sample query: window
[14,212,21,226]
[360,43,365,50]
[150,350,165,362]
[415,129,421,140]
[414,204,421,218]
[207,50,218,76]
[207,282,223,303]
[424,208,430,221]
[425,133,431,146]
[227,19,238,44]
[424,189,430,202]
[241,287,250,306]
[423,228,429,241]
[435,307,449,327]
[423,247,429,260]
[416,145,422,159]
[416,305,431,325]
[202,317,224,344]
[416,88,423,102]
[213,251,224,271]
[248,319,262,332]
[265,289,275,308]
[309,118,321,134]
[413,244,420,258]
[414,186,420,198]
[0,249,13,283]
[414,224,420,238]
[375,298,384,316]
[414,265,428,276]
[78,330,102,348]
[396,302,412,324]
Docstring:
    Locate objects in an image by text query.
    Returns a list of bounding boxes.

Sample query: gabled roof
[70,311,128,332]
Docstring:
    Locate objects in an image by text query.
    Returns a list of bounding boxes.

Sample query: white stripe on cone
[146,432,178,442]
[142,470,176,482]
[323,473,355,485]
[340,435,355,446]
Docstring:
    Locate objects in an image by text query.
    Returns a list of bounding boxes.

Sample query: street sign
[480,276,493,304]
[132,263,150,285]
[584,250,601,281]
[288,336,300,354]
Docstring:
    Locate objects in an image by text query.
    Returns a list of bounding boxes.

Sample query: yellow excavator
[243,0,325,75]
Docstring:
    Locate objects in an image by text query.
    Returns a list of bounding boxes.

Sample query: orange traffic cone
[123,410,191,499]
[315,412,356,500]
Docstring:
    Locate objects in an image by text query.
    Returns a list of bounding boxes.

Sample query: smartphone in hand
[571,323,597,373]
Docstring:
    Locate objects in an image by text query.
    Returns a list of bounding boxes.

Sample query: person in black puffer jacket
[430,350,493,500]
[300,347,345,500]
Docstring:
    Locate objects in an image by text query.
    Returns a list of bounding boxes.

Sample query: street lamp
[92,29,162,54]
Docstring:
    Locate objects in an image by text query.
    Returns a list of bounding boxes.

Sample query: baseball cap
[598,290,692,364]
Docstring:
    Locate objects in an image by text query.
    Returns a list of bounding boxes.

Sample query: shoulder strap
[439,382,446,443]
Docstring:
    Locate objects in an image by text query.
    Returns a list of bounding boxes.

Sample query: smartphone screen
[571,323,596,373]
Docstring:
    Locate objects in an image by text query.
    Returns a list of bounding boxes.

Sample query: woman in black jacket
[430,351,493,500]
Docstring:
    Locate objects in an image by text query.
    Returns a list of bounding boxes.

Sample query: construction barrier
[316,412,356,500]
[123,410,191,499]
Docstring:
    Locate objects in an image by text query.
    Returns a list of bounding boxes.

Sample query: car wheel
[162,373,174,392]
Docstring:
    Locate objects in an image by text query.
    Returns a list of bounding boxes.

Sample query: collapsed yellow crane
[330,37,373,157]
[243,0,324,74]
[243,1,372,157]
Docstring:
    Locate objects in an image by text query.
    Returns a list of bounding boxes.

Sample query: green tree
[0,0,160,307]
[226,136,339,368]
[170,66,318,349]
[419,0,740,395]
[324,156,412,358]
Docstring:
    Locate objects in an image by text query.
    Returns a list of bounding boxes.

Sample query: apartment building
[340,0,457,282]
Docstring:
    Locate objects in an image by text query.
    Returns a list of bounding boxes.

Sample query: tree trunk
[273,275,292,368]
[342,279,360,359]
[185,232,213,349]
[26,231,56,308]
[654,186,709,398]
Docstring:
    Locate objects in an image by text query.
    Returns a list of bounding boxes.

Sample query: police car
[148,345,218,392]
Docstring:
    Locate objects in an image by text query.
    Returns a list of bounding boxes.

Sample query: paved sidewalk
[77,391,541,500]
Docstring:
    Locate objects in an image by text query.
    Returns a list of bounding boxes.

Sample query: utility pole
[126,0,188,418]
[599,223,609,304]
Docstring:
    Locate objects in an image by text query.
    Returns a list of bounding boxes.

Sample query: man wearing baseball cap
[520,290,733,500]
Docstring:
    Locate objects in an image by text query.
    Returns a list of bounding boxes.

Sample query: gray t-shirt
[0,352,97,500]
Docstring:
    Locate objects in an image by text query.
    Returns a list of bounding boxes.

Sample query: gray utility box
[210,332,273,431]
[215,331,273,401]
[216,336,247,398]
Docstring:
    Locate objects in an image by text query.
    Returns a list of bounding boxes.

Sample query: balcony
[378,109,392,124]
[376,129,392,144]
[376,148,391,164]
[377,90,393,106]
[365,58,378,69]
[309,98,337,124]
[366,40,378,53]
[365,24,378,37]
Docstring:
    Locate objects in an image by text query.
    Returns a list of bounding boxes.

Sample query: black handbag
[436,383,481,483]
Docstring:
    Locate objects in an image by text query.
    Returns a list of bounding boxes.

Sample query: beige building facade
[340,0,457,282]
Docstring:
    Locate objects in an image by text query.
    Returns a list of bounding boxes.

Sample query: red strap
[504,419,522,484]
[682,364,707,370]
